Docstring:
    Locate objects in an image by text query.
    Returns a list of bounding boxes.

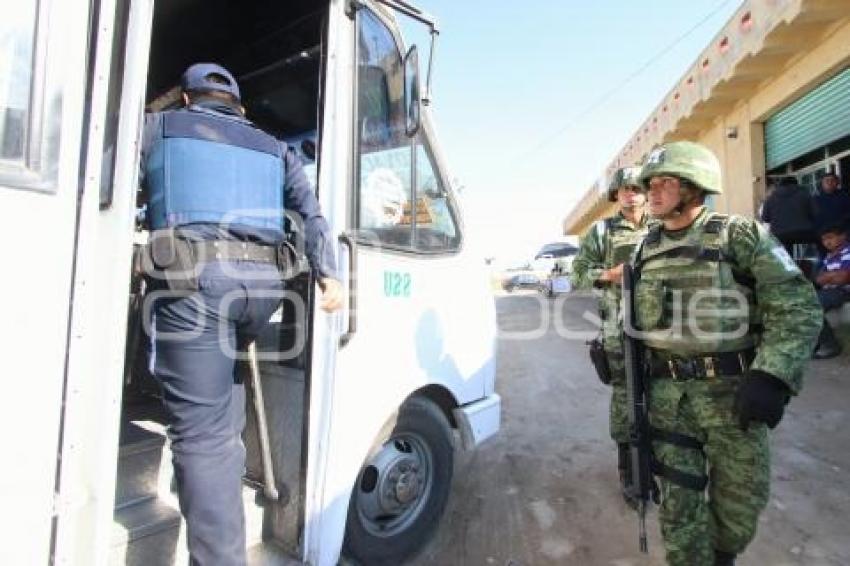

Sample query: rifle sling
[651,458,708,491]
[649,425,703,450]
[634,245,722,270]
[648,427,708,491]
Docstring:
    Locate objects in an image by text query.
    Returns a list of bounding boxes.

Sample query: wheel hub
[355,435,433,537]
[377,454,420,512]
[394,468,421,504]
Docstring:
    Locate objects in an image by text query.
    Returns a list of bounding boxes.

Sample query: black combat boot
[714,549,736,565]
[617,443,638,509]
[813,319,842,359]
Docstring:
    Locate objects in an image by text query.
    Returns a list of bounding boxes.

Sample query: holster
[276,239,306,280]
[139,228,200,292]
[588,336,613,385]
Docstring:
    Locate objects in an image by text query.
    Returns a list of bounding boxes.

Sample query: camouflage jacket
[632,207,821,394]
[572,211,650,347]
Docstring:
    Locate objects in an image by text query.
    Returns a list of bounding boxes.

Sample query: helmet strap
[673,187,692,214]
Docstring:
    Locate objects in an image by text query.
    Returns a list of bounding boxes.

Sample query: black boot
[714,549,736,565]
[814,319,842,359]
[617,443,639,509]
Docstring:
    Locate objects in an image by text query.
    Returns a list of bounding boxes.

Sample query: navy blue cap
[180,63,240,100]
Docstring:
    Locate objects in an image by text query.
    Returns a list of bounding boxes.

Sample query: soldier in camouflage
[572,166,650,504]
[632,141,821,566]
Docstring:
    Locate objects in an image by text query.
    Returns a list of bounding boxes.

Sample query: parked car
[503,273,543,292]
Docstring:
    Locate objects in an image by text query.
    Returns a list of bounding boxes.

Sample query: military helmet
[639,141,722,195]
[607,166,644,202]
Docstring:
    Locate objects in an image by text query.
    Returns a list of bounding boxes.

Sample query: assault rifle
[621,263,658,552]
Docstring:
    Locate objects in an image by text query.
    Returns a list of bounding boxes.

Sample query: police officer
[632,141,821,566]
[572,166,650,504]
[139,63,343,565]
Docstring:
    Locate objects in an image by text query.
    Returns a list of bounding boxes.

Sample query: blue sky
[400,1,742,265]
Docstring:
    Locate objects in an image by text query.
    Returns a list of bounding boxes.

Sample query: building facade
[564,0,850,236]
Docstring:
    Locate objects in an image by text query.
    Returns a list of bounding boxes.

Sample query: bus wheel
[343,397,454,565]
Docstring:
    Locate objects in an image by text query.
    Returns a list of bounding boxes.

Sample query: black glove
[734,369,790,430]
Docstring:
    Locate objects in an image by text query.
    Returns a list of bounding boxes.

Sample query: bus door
[303,3,495,564]
[0,0,129,564]
[50,0,155,564]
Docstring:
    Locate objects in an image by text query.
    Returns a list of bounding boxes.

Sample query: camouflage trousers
[649,376,770,566]
[605,350,629,444]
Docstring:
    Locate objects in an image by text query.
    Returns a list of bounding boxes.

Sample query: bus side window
[0,1,38,163]
[0,0,61,192]
[99,0,132,209]
[414,140,461,253]
[355,8,413,249]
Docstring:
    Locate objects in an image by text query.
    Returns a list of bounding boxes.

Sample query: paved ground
[410,291,850,566]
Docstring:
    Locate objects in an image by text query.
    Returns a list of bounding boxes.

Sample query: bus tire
[343,396,454,565]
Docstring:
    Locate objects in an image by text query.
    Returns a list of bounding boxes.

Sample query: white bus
[0,0,500,564]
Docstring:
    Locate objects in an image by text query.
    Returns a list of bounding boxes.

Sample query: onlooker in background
[814,172,850,235]
[813,224,850,359]
[760,176,817,256]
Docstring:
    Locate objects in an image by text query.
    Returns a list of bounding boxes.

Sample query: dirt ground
[409,292,850,566]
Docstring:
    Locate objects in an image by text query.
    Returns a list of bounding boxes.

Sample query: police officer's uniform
[139,63,336,566]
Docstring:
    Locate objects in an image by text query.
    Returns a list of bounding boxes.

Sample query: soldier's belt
[647,348,755,381]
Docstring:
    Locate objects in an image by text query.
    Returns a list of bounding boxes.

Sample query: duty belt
[191,240,280,264]
[140,230,301,293]
[647,348,755,380]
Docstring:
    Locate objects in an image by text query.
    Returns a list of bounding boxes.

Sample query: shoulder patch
[771,246,799,273]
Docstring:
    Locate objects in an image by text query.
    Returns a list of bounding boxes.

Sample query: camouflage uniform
[633,142,821,566]
[572,211,649,443]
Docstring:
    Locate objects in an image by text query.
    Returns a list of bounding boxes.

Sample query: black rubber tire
[342,397,454,565]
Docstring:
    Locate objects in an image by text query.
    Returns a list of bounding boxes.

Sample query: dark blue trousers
[819,286,850,311]
[149,261,282,566]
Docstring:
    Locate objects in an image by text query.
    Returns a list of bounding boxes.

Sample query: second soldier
[572,166,650,505]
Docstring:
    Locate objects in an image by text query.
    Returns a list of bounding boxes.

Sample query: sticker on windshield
[384,271,412,298]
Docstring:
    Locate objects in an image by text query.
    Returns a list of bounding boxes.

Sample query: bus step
[110,486,270,565]
[115,421,170,510]
[110,498,182,565]
[113,498,181,546]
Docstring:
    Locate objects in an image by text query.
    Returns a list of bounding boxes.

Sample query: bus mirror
[404,45,421,137]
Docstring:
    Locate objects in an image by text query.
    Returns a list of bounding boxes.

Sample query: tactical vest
[632,213,759,354]
[602,217,646,270]
[598,215,649,347]
[145,109,285,239]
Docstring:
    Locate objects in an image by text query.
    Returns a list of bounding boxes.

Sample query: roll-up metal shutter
[765,67,850,170]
